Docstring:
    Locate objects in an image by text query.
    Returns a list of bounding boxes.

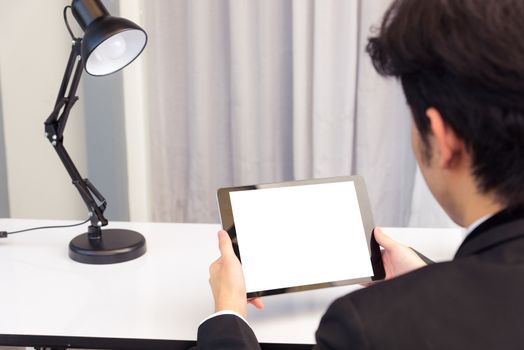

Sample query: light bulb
[93,34,127,62]
[104,35,127,59]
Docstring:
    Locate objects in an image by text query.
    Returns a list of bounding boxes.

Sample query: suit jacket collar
[455,204,524,258]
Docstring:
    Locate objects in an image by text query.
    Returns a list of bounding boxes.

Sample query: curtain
[138,0,456,228]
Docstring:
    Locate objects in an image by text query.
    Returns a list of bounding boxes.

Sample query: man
[194,0,524,348]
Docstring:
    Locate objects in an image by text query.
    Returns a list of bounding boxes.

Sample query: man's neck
[461,193,504,228]
[446,168,505,227]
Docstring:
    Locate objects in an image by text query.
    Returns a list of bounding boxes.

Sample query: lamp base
[69,227,146,264]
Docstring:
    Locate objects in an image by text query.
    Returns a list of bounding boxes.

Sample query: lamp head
[71,0,147,76]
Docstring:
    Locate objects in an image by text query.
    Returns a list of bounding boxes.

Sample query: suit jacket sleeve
[314,295,370,350]
[193,314,261,350]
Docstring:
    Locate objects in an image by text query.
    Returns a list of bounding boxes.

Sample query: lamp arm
[44,39,108,230]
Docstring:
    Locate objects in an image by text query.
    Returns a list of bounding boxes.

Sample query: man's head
[367,0,524,223]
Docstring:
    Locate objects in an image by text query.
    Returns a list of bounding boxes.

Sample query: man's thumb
[373,227,395,249]
[218,230,233,256]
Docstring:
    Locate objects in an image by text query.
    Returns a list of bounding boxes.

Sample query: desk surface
[0,219,464,349]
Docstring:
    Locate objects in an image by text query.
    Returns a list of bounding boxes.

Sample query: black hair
[367,0,524,206]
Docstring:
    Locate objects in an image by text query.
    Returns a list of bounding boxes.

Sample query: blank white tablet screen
[229,181,374,293]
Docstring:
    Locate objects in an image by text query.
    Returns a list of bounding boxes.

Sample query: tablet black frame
[217,175,386,298]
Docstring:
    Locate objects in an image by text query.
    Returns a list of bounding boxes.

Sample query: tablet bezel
[217,175,385,298]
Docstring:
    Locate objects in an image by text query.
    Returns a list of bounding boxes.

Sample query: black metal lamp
[44,0,147,264]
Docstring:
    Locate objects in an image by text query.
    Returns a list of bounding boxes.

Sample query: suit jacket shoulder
[318,207,524,350]
[337,261,522,349]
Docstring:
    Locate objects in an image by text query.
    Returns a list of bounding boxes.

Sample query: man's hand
[209,230,264,318]
[374,227,427,279]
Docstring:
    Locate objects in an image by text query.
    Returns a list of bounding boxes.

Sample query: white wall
[0,1,87,220]
[120,0,152,222]
[0,71,9,217]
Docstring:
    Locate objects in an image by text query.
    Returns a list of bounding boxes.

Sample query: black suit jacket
[194,205,524,349]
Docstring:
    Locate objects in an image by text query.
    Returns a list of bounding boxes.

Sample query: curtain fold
[311,0,359,178]
[228,0,294,185]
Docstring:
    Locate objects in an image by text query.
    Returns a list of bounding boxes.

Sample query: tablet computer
[217,175,385,298]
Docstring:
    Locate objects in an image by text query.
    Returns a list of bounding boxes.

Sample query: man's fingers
[373,227,396,249]
[218,230,234,256]
[248,298,265,310]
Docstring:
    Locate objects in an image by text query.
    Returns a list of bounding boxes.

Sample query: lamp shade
[71,0,147,76]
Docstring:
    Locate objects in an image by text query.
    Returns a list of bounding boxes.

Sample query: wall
[0,70,9,217]
[0,0,87,220]
[0,0,133,222]
[120,0,152,222]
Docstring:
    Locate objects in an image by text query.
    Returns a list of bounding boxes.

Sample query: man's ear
[426,108,464,169]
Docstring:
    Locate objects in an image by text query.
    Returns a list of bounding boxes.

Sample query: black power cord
[0,216,91,238]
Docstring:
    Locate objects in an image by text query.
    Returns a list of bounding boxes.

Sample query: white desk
[0,219,464,349]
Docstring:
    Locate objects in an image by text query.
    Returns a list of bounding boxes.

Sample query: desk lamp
[44,0,147,264]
